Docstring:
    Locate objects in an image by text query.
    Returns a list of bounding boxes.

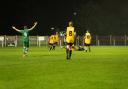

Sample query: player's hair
[24,26,27,29]
[86,30,89,33]
[69,21,73,27]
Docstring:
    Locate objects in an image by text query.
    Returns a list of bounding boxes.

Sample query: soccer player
[55,32,59,45]
[48,34,55,51]
[53,32,59,50]
[65,21,75,59]
[83,30,92,52]
[12,22,38,57]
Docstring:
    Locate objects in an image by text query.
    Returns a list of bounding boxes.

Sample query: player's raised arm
[12,26,20,32]
[29,22,38,31]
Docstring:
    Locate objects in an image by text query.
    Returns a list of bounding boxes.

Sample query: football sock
[53,46,55,50]
[66,48,69,59]
[23,47,26,54]
[69,50,72,59]
[26,48,28,53]
[89,46,91,52]
[24,48,28,55]
[49,46,52,51]
[84,47,87,52]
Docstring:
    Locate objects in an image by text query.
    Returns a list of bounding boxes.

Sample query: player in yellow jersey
[83,30,92,52]
[53,32,59,50]
[48,34,55,51]
[65,21,75,59]
[54,32,59,45]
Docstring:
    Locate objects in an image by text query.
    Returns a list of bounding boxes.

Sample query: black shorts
[49,43,53,46]
[85,43,91,46]
[54,42,58,45]
[66,43,74,46]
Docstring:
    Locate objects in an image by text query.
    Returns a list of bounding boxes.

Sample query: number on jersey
[69,31,72,36]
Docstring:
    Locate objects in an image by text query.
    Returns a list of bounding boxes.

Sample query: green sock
[23,47,26,54]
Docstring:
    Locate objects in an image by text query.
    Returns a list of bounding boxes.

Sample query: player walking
[48,34,55,51]
[65,21,75,60]
[53,32,59,50]
[12,22,38,57]
[83,30,92,52]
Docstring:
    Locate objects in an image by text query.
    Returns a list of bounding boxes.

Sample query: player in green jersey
[12,22,38,57]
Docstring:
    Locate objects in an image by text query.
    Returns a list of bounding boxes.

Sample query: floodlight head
[51,27,54,30]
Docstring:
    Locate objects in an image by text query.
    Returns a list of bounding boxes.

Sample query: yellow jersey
[49,35,55,44]
[66,26,75,43]
[84,32,91,44]
[54,34,59,43]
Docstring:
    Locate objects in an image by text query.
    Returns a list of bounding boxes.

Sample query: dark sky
[0,0,81,35]
[0,0,128,35]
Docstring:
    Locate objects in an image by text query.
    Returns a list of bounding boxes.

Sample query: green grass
[0,46,128,89]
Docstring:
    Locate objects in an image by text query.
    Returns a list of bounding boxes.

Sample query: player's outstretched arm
[29,22,38,31]
[12,26,20,32]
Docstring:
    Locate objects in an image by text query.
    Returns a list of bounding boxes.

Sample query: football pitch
[0,46,128,89]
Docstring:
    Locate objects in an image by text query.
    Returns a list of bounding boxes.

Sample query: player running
[12,22,38,57]
[65,21,75,60]
[83,30,92,52]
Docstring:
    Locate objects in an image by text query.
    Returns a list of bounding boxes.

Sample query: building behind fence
[0,35,128,47]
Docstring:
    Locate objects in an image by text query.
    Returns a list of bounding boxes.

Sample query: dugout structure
[5,36,17,47]
[37,36,48,47]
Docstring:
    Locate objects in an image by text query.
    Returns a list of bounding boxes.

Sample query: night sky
[0,0,80,35]
[0,0,128,35]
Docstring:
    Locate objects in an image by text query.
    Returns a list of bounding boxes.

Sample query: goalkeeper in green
[12,22,38,57]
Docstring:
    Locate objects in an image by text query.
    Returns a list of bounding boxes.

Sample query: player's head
[56,32,58,35]
[53,32,56,35]
[24,26,27,29]
[69,21,73,27]
[86,30,89,33]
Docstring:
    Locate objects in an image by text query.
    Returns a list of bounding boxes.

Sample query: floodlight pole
[125,35,127,46]
[4,35,6,47]
[110,35,112,45]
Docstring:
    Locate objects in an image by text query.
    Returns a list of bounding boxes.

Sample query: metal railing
[0,35,128,47]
